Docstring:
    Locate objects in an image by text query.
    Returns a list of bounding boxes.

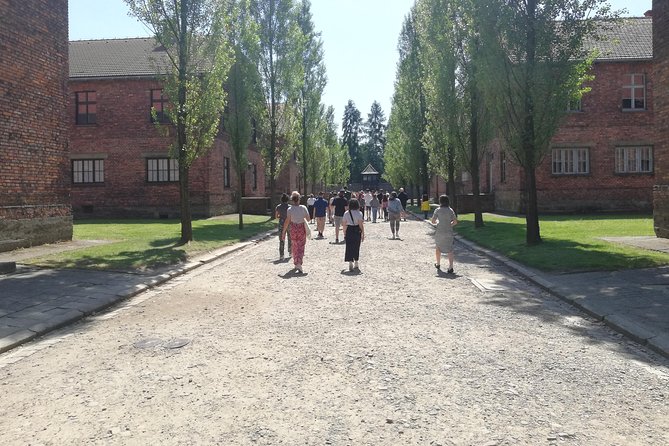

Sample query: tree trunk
[524,165,541,245]
[447,144,457,212]
[470,153,483,228]
[238,174,244,230]
[179,165,192,244]
[269,117,277,219]
[175,0,191,243]
[523,0,541,245]
[302,120,308,194]
[469,54,483,228]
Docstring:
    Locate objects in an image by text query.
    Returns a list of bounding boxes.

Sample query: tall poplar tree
[415,0,459,207]
[386,10,429,194]
[224,0,262,230]
[341,100,363,183]
[125,0,233,243]
[363,101,387,173]
[322,105,350,189]
[296,0,326,193]
[477,0,616,244]
[251,0,302,207]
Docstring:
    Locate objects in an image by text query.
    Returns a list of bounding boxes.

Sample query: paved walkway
[1,222,668,360]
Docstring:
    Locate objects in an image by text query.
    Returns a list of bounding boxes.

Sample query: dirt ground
[1,216,668,445]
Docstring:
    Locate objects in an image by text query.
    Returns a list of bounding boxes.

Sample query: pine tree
[341,100,363,183]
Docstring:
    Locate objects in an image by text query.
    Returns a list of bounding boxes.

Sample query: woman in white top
[281,191,311,272]
[342,198,365,271]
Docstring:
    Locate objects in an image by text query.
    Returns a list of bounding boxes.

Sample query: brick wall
[69,78,266,218]
[0,0,72,251]
[653,0,669,237]
[478,59,655,213]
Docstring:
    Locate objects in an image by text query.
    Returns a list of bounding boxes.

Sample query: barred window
[567,97,582,112]
[224,157,231,188]
[622,74,646,110]
[552,148,589,175]
[615,146,653,174]
[500,151,507,183]
[76,91,97,125]
[147,158,179,182]
[150,89,169,123]
[73,159,104,184]
[252,164,258,190]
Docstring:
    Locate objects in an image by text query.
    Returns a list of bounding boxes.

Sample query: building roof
[589,17,652,61]
[69,38,171,79]
[361,164,379,175]
[69,18,651,80]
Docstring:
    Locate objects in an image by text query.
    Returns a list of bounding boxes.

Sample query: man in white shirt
[364,190,373,221]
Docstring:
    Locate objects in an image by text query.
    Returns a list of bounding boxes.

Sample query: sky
[68,0,652,128]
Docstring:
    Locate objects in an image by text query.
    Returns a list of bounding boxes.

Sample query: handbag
[303,220,312,239]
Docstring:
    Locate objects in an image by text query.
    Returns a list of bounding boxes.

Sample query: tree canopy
[125,0,233,243]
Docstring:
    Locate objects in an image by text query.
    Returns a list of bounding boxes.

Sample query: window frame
[566,97,582,113]
[615,146,653,174]
[72,158,105,184]
[551,147,590,176]
[622,73,646,111]
[146,157,179,183]
[150,89,170,124]
[224,157,231,188]
[75,91,97,125]
[500,151,507,183]
[252,163,258,191]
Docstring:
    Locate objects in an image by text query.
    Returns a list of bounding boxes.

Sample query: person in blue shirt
[312,191,329,238]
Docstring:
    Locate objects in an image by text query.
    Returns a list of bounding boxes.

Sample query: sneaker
[447,267,454,274]
[296,265,303,273]
[335,238,339,244]
[349,262,353,271]
[354,261,359,270]
[435,263,440,270]
[391,233,395,239]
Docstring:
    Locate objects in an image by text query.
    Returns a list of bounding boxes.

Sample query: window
[224,157,231,188]
[500,151,507,183]
[567,97,582,112]
[252,163,258,191]
[615,146,653,174]
[75,91,97,125]
[147,158,179,182]
[552,148,590,175]
[150,89,169,123]
[72,159,104,184]
[622,74,646,110]
[251,118,258,144]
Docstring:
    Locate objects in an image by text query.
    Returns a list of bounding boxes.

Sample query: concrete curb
[0,230,276,354]
[413,212,668,360]
[451,232,669,360]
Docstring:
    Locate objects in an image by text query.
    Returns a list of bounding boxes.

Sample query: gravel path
[1,216,667,445]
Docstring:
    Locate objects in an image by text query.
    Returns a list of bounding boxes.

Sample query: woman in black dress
[342,198,365,271]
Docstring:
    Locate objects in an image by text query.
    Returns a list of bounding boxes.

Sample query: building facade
[0,0,72,252]
[479,17,656,213]
[68,38,266,218]
[653,0,669,237]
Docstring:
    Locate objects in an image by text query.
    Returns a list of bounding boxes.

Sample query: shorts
[334,215,343,230]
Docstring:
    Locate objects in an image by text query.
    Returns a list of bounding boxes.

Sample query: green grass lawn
[453,213,668,272]
[24,215,276,271]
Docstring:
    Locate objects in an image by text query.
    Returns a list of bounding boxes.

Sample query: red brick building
[478,17,656,213]
[0,0,72,252]
[68,38,266,218]
[653,0,669,237]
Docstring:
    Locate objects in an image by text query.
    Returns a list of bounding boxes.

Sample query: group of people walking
[276,189,458,274]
